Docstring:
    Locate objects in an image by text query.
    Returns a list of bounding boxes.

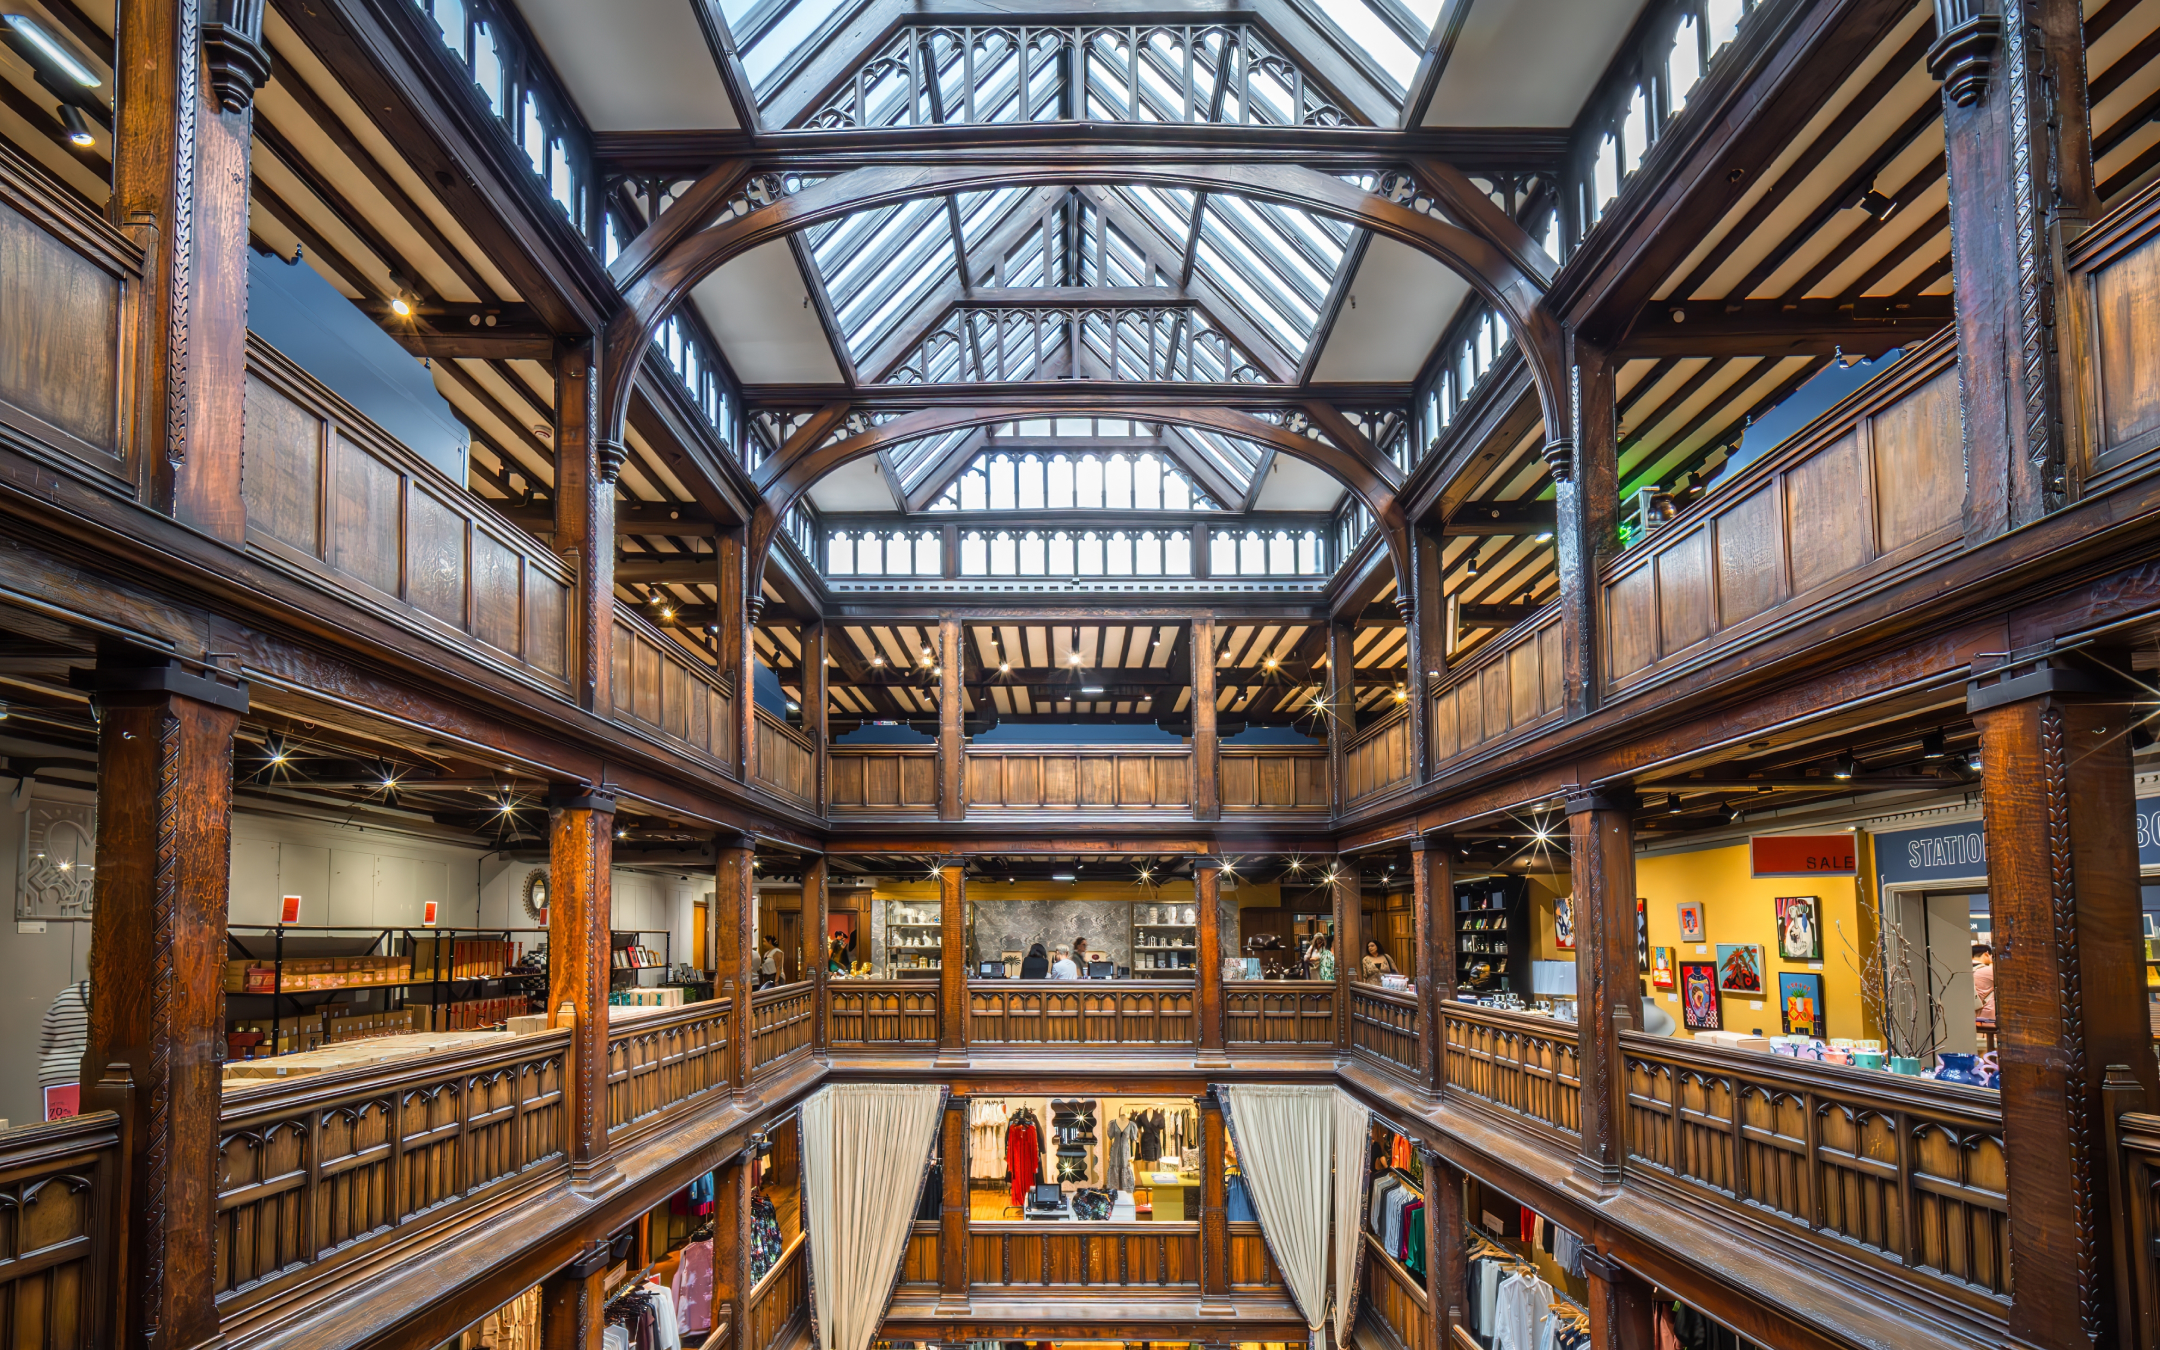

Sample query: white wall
[0,779,89,1130]
[480,860,711,983]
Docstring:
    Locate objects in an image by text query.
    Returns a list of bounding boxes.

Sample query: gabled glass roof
[876,418,1279,513]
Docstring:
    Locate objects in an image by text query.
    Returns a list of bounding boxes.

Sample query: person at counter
[1020,943,1050,979]
[1073,937,1094,975]
[1360,940,1396,981]
[1052,946,1080,979]
[1306,933,1335,981]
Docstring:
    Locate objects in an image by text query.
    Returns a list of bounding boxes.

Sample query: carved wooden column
[806,619,828,812]
[719,531,748,780]
[805,852,829,1057]
[712,1146,755,1343]
[715,832,757,1096]
[1579,1248,1654,1350]
[78,653,245,1350]
[1192,610,1219,820]
[1555,334,1618,718]
[1422,1150,1466,1347]
[555,340,614,714]
[1970,653,2154,1350]
[1412,832,1454,1099]
[937,1093,970,1312]
[1331,856,1357,1050]
[1199,1088,1231,1311]
[548,787,618,1193]
[936,858,968,1065]
[938,614,965,820]
[1566,789,1636,1195]
[739,541,761,791]
[113,0,264,541]
[1934,0,2092,541]
[1327,617,1359,811]
[1406,529,1442,781]
[540,1247,611,1350]
[1194,857,1228,1065]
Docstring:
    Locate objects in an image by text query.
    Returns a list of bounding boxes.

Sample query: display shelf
[882,898,943,978]
[1453,877,1528,993]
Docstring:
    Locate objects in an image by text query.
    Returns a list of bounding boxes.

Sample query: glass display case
[1129,897,1199,976]
[882,898,942,978]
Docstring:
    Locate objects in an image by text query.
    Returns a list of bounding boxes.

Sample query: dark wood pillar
[1412,833,1454,1099]
[712,1147,754,1342]
[1328,617,1359,811]
[1566,789,1636,1195]
[1331,857,1357,1050]
[1199,1088,1231,1311]
[937,1094,970,1311]
[936,858,968,1065]
[1407,528,1444,781]
[1423,1150,1466,1347]
[740,541,761,791]
[548,788,618,1193]
[555,340,612,714]
[1195,857,1228,1065]
[1970,654,2154,1350]
[805,853,829,1056]
[540,1249,610,1350]
[938,614,965,820]
[113,0,263,541]
[715,832,757,1096]
[719,531,748,780]
[1581,1249,1655,1350]
[1555,334,1618,718]
[1192,611,1219,820]
[806,619,828,812]
[1935,0,2093,541]
[79,653,245,1349]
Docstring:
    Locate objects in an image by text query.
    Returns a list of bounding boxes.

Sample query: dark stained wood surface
[965,747,1191,811]
[827,981,941,1047]
[829,746,940,812]
[715,837,757,1093]
[548,799,615,1187]
[1443,1004,1582,1144]
[0,1111,124,1348]
[1222,982,1337,1048]
[1218,747,1329,812]
[613,607,735,770]
[1427,609,1563,770]
[968,981,1198,1047]
[750,984,816,1074]
[605,1001,733,1143]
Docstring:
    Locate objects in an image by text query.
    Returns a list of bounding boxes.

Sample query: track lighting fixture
[1832,750,1856,779]
[57,102,93,147]
[1921,729,1945,759]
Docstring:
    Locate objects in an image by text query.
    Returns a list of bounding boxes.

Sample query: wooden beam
[1617,296,1954,358]
[1444,500,1555,535]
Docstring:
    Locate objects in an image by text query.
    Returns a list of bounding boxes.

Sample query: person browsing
[1051,946,1080,980]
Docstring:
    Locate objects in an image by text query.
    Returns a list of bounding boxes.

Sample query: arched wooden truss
[599,157,1567,600]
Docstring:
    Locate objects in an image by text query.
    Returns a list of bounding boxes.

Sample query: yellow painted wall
[1635,836,1880,1042]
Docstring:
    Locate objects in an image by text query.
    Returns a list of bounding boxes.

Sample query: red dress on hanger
[1007,1118,1041,1206]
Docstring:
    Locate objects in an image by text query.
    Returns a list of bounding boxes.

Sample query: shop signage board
[1749,834,1857,877]
[1873,820,1987,887]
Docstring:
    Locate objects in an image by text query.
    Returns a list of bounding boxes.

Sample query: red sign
[1751,834,1857,877]
[43,1083,78,1121]
[280,894,302,924]
[423,900,439,927]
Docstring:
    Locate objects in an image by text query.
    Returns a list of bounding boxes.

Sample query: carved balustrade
[604,1001,732,1140]
[1442,1004,1581,1142]
[827,981,941,1048]
[751,984,816,1072]
[1223,981,1337,1049]
[966,1223,1201,1287]
[1362,1228,1430,1350]
[968,980,1197,1047]
[1621,1032,2009,1313]
[1349,984,1419,1078]
[746,1235,808,1350]
[212,1031,569,1307]
[0,1111,125,1346]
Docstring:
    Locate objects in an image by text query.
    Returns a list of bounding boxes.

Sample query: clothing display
[672,1239,714,1336]
[1467,1230,1590,1350]
[671,1173,715,1219]
[602,1281,682,1350]
[1050,1098,1098,1184]
[749,1193,785,1284]
[1006,1109,1043,1206]
[968,1098,1013,1179]
[1104,1115,1138,1194]
[469,1285,541,1350]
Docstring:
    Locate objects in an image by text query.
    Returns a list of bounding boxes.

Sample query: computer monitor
[1087,958,1115,979]
[1030,1183,1062,1208]
[979,961,1005,977]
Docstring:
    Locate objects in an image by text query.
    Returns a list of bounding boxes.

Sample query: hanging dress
[1007,1117,1041,1206]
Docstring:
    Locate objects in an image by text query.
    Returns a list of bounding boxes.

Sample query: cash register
[1024,1183,1070,1220]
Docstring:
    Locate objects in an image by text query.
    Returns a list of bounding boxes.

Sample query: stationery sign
[280,894,302,924]
[1750,834,1857,877]
[422,900,439,927]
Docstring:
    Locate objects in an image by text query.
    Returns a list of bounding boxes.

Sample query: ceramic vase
[1888,1056,1921,1075]
[1934,1052,1986,1087]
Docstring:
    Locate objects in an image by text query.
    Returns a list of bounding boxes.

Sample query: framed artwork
[1636,897,1649,971]
[1680,962,1722,1031]
[1652,946,1675,989]
[1716,942,1767,995]
[1554,893,1575,950]
[1678,901,1705,943]
[1778,972,1825,1038]
[1774,895,1821,961]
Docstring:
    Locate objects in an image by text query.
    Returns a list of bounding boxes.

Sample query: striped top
[38,981,89,1087]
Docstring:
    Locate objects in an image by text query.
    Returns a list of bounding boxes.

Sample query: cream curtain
[1331,1090,1371,1346]
[1223,1085,1337,1350]
[800,1083,945,1350]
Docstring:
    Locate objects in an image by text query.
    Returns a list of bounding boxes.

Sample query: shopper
[1051,946,1080,980]
[828,933,849,974]
[758,935,782,988]
[1073,937,1093,978]
[1308,934,1335,982]
[1020,942,1051,979]
[1971,942,1995,1023]
[1361,939,1397,981]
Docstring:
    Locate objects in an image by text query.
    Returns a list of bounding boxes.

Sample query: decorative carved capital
[202,0,271,113]
[1541,436,1575,483]
[1393,592,1414,625]
[594,438,628,485]
[1927,0,2002,106]
[745,596,766,627]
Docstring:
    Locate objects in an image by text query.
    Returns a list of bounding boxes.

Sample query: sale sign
[280,894,302,924]
[1750,834,1857,877]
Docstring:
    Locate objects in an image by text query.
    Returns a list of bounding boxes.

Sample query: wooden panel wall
[968,982,1197,1045]
[241,340,573,687]
[0,144,134,478]
[1220,748,1330,811]
[753,709,817,805]
[1364,1231,1430,1350]
[829,748,939,811]
[827,982,940,1045]
[966,1225,1200,1287]
[604,1000,732,1140]
[1429,612,1563,768]
[964,749,1190,810]
[1343,707,1413,802]
[1601,335,1962,691]
[612,611,735,767]
[0,1111,123,1347]
[2071,178,2160,481]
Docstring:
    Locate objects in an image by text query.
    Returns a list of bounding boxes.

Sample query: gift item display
[1457,877,1529,992]
[1132,899,1200,975]
[883,898,942,977]
[968,1095,1199,1220]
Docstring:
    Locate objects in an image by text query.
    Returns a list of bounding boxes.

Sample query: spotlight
[1832,750,1856,780]
[1466,552,1481,578]
[1921,729,1945,759]
[389,294,413,318]
[998,662,1010,673]
[1665,793,1683,814]
[57,102,93,147]
[1719,800,1741,825]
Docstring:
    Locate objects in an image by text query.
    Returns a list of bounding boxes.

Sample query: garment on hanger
[969,1098,1010,1180]
[672,1239,714,1336]
[1007,1109,1042,1206]
[749,1194,785,1284]
[1104,1114,1138,1193]
[1389,1133,1413,1172]
[1551,1226,1584,1280]
[477,1285,541,1350]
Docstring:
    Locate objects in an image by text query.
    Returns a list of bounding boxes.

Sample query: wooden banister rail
[0,1110,126,1346]
[1442,1003,1581,1141]
[753,709,817,806]
[1428,605,1564,772]
[1223,981,1336,1049]
[968,980,1198,1046]
[1342,706,1415,803]
[1219,746,1329,811]
[745,1234,808,1350]
[827,980,941,1048]
[965,1222,1202,1286]
[212,1030,571,1308]
[613,604,736,770]
[828,745,939,812]
[1348,983,1419,1078]
[604,999,732,1140]
[750,983,815,1072]
[964,745,1191,810]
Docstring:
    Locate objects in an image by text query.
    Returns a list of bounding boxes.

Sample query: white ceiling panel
[519,0,738,131]
[1253,455,1347,511]
[1312,236,1469,382]
[808,457,902,512]
[1423,0,1651,126]
[691,241,846,384]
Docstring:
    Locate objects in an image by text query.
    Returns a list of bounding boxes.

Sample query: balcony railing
[1223,981,1337,1049]
[751,983,816,1072]
[746,1235,808,1350]
[1442,1004,1581,1142]
[1363,1227,1431,1350]
[606,1000,732,1141]
[1429,605,1564,772]
[967,1222,1200,1287]
[754,710,817,807]
[212,1029,571,1307]
[1349,984,1419,1075]
[1342,707,1415,804]
[612,606,735,770]
[1621,1032,2009,1313]
[1219,746,1330,811]
[965,746,1191,811]
[2066,173,2160,492]
[0,1110,125,1346]
[827,981,940,1047]
[828,745,939,812]
[969,980,1197,1047]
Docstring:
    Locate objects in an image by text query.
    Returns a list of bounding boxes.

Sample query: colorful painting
[1554,893,1575,950]
[1779,972,1825,1037]
[1636,897,1649,970]
[1680,962,1721,1031]
[1652,946,1675,990]
[1716,942,1767,995]
[1678,901,1705,943]
[1774,895,1821,961]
